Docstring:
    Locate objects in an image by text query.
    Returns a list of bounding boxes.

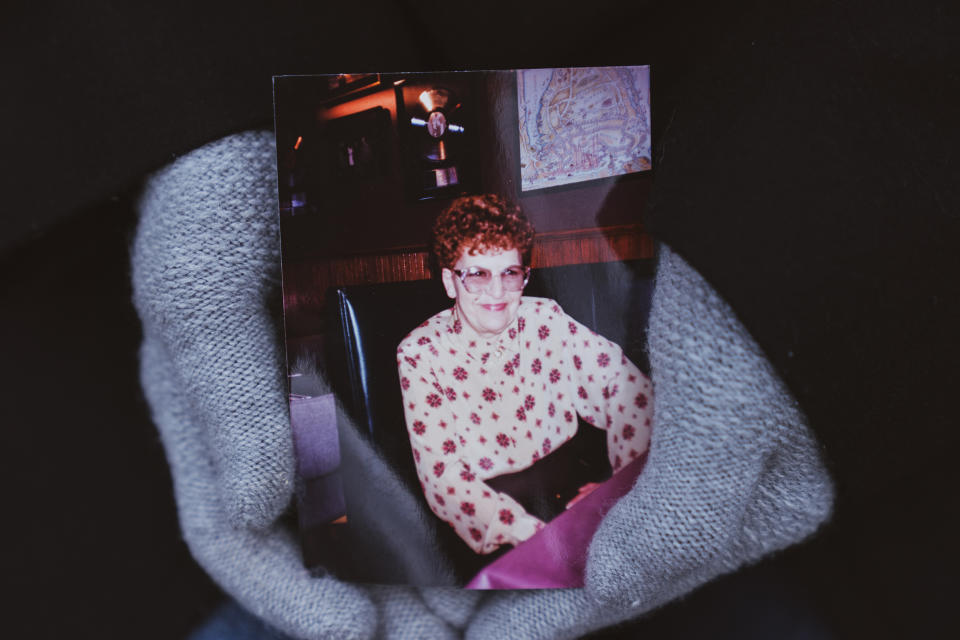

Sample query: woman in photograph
[396,194,654,555]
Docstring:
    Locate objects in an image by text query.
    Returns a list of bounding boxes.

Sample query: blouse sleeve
[397,344,544,554]
[561,311,654,472]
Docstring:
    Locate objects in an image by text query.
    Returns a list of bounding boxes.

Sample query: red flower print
[518,317,526,332]
[547,402,556,417]
[516,407,526,421]
[412,420,426,435]
[504,362,515,376]
[434,493,445,505]
[478,457,493,470]
[426,393,443,408]
[622,424,636,440]
[602,386,611,399]
[460,469,476,482]
[499,509,515,524]
[524,395,536,410]
[525,430,532,439]
[507,457,515,466]
[614,455,622,470]
[532,451,540,461]
[413,449,420,462]
[578,386,589,399]
[469,528,482,542]
[433,461,445,477]
[538,325,550,340]
[508,327,517,339]
[573,355,582,370]
[635,393,648,409]
[512,353,520,368]
[564,410,574,423]
[481,353,490,364]
[433,381,444,393]
[542,438,552,455]
[628,374,637,383]
[400,377,410,390]
[531,358,542,374]
[496,433,511,447]
[404,356,417,368]
[549,369,561,384]
[453,367,468,381]
[442,439,457,454]
[460,502,476,516]
[568,321,578,334]
[445,387,457,401]
[417,336,431,345]
[470,412,481,425]
[453,319,462,334]
[482,387,497,402]
[447,486,455,495]
[597,352,611,367]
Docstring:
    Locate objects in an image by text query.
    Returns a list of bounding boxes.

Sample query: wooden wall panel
[282,224,652,339]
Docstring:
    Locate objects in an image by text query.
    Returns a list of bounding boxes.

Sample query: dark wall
[277,71,652,261]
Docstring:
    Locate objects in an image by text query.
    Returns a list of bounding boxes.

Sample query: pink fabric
[466,453,647,589]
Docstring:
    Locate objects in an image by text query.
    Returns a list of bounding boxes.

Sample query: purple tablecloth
[466,454,647,589]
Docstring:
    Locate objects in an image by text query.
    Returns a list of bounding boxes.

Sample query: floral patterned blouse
[396,297,653,554]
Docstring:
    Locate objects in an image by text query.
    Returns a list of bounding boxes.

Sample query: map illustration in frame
[518,66,651,192]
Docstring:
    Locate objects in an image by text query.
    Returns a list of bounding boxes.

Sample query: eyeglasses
[452,265,531,294]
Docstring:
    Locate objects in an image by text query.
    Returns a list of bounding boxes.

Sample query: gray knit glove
[465,246,835,639]
[132,131,833,640]
[132,131,476,639]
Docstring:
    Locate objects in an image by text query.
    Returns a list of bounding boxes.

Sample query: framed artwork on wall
[517,66,652,192]
[394,74,479,201]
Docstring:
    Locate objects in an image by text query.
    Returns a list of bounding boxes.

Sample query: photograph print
[274,66,656,587]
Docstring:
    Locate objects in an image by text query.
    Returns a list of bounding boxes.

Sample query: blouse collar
[446,302,523,360]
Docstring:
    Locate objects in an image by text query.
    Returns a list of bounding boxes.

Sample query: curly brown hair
[431,194,536,270]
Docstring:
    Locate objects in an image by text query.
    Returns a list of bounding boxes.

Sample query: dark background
[3,1,957,637]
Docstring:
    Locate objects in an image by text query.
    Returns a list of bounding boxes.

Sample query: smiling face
[441,247,525,339]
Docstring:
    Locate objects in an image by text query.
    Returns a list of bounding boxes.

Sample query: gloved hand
[465,245,835,638]
[132,130,478,638]
[132,131,833,640]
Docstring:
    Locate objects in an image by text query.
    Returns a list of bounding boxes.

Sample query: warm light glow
[293,135,302,150]
[418,88,450,113]
[419,90,435,112]
[393,79,405,86]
